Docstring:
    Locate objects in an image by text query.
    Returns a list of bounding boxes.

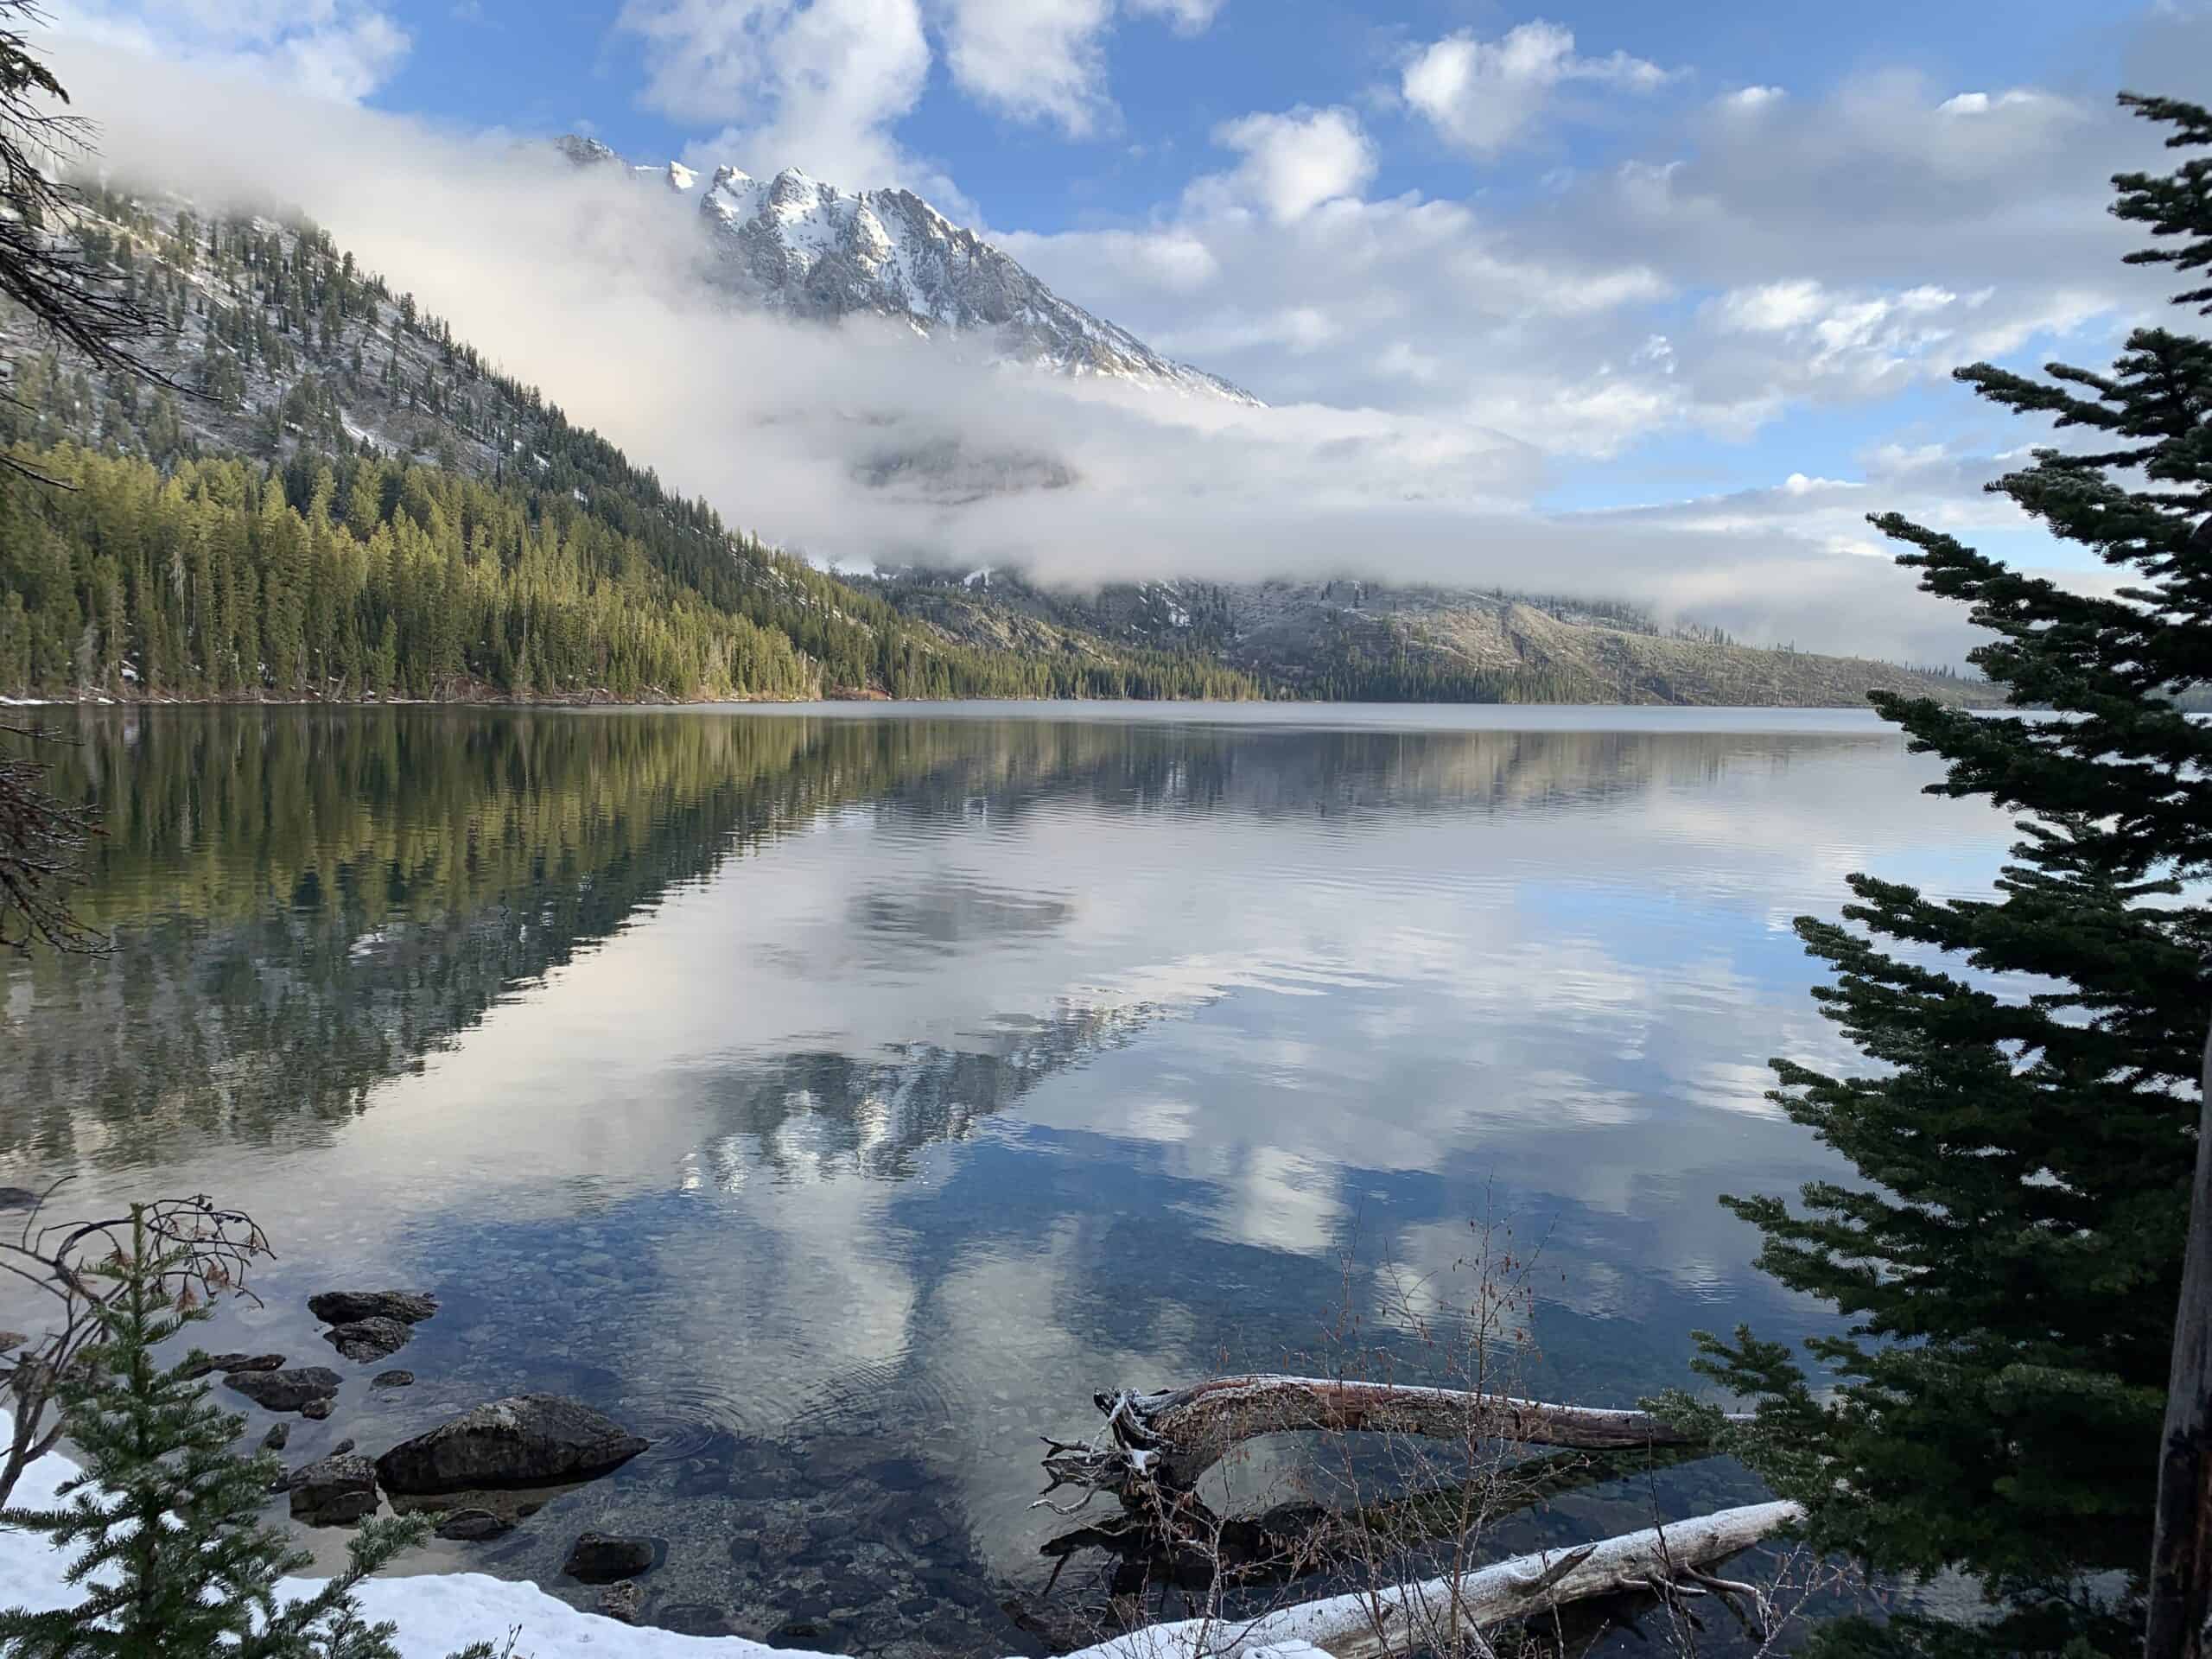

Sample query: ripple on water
[784,1349,957,1439]
[630,1376,790,1461]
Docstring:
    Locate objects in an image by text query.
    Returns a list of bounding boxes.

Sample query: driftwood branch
[1066,1498,1804,1659]
[1042,1376,1739,1503]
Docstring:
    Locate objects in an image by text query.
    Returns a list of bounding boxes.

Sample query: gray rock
[371,1370,415,1388]
[563,1531,657,1584]
[433,1508,512,1541]
[226,1367,340,1412]
[324,1318,412,1363]
[289,1452,378,1526]
[301,1397,334,1421]
[260,1422,289,1452]
[308,1291,438,1326]
[374,1395,648,1495]
[594,1581,642,1624]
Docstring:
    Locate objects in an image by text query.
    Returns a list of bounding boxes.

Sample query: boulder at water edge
[375,1395,649,1494]
[289,1452,379,1526]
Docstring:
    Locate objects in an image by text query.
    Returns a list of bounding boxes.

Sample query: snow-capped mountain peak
[559,137,1255,404]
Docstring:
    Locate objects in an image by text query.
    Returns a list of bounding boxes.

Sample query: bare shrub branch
[0,1184,272,1506]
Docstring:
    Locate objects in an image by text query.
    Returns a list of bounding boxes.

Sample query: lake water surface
[0,704,2016,1653]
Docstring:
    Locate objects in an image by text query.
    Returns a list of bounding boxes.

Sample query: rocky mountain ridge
[556,135,1254,404]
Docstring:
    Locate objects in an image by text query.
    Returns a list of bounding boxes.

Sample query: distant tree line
[0,441,1263,702]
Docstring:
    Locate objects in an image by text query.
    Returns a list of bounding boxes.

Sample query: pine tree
[1674,95,2212,1657]
[0,1207,483,1658]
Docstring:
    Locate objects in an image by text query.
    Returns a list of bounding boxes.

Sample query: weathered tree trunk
[1042,1376,1735,1502]
[2146,1015,2212,1659]
[1065,1499,1805,1659]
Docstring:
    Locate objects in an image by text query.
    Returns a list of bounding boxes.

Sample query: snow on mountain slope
[558,136,1256,405]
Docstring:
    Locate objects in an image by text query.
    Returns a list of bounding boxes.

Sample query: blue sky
[40,0,2212,657]
[375,0,2154,241]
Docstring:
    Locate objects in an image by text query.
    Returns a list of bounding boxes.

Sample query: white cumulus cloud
[619,0,935,193]
[1402,20,1669,157]
[937,0,1117,136]
[1202,105,1375,223]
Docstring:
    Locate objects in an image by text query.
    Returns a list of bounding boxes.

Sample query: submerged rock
[594,1581,642,1624]
[260,1422,289,1452]
[433,1508,512,1541]
[183,1351,286,1380]
[374,1395,648,1494]
[309,1291,437,1326]
[563,1531,657,1584]
[323,1317,413,1363]
[220,1352,287,1372]
[226,1367,340,1413]
[301,1397,334,1421]
[371,1370,415,1389]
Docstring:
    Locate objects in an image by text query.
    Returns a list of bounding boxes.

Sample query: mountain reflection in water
[0,706,2014,1656]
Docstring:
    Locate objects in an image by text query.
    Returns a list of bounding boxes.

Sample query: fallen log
[1064,1499,1805,1659]
[1042,1376,1740,1503]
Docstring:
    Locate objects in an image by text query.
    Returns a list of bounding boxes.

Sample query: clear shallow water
[0,705,2015,1652]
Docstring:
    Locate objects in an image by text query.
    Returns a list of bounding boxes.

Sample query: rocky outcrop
[374,1395,648,1494]
[226,1367,340,1413]
[371,1370,415,1388]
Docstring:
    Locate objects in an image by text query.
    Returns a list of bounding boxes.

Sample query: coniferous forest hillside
[0,190,1255,702]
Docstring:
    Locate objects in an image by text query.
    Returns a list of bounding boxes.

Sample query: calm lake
[0,704,2015,1652]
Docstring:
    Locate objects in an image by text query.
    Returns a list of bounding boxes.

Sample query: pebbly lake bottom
[0,703,2024,1653]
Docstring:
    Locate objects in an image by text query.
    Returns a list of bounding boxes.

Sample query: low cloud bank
[43,41,2044,665]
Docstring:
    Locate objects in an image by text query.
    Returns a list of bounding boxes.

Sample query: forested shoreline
[0,442,1257,704]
